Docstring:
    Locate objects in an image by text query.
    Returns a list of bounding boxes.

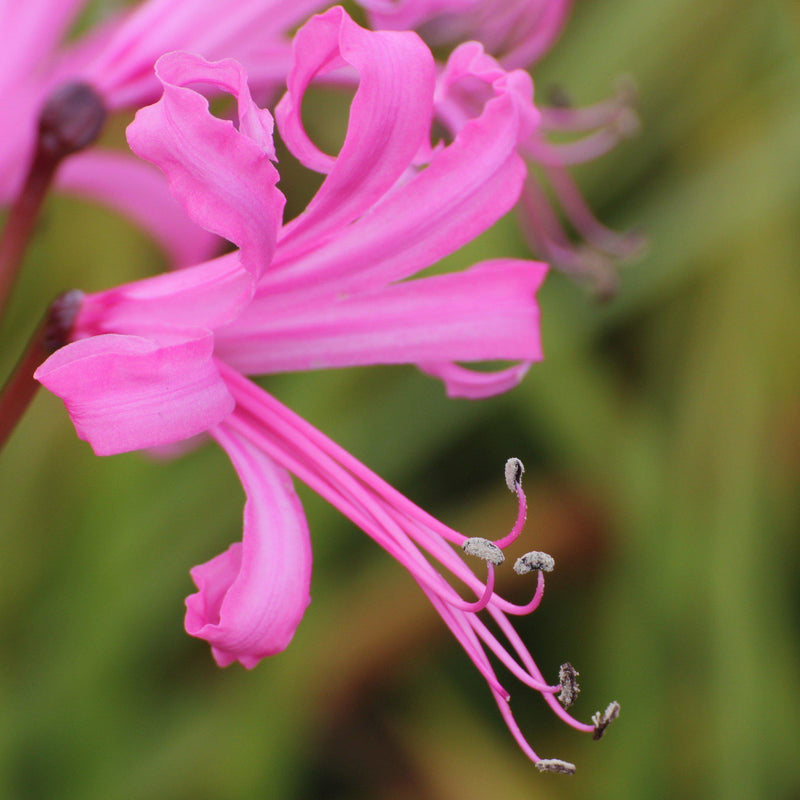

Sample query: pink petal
[85,0,332,109]
[185,420,312,668]
[360,0,572,70]
[56,149,219,268]
[359,0,479,33]
[275,7,435,257]
[265,41,535,297]
[34,330,234,455]
[215,259,547,374]
[74,253,252,338]
[126,51,284,281]
[0,0,88,92]
[493,0,573,70]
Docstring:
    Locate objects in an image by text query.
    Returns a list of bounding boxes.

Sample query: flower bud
[37,83,106,162]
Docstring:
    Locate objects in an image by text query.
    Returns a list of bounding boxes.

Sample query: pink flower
[35,8,616,769]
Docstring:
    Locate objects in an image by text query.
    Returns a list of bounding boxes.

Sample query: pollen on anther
[513,551,555,574]
[558,662,580,709]
[462,537,505,565]
[504,457,524,492]
[535,758,577,775]
[592,700,621,740]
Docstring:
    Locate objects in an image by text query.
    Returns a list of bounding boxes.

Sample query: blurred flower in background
[361,0,643,294]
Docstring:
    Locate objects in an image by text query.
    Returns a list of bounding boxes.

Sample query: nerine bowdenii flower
[35,8,617,769]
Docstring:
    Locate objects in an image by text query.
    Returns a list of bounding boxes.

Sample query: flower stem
[0,83,105,323]
[0,290,82,452]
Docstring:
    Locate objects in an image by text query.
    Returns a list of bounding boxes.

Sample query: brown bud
[37,82,106,162]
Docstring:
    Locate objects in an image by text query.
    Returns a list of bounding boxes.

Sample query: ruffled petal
[215,259,547,374]
[265,41,535,298]
[436,40,538,138]
[56,149,219,268]
[185,419,312,668]
[275,7,435,257]
[34,329,234,455]
[126,51,284,281]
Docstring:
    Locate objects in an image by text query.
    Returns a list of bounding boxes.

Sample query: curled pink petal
[266,41,535,298]
[34,329,234,455]
[276,6,435,257]
[185,421,312,668]
[126,51,284,281]
[418,361,533,399]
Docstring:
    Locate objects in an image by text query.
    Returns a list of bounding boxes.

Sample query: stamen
[494,458,527,550]
[446,563,497,614]
[462,537,505,565]
[592,700,621,740]
[558,662,580,709]
[217,370,607,763]
[535,758,577,775]
[496,568,546,616]
[518,177,621,298]
[514,551,555,574]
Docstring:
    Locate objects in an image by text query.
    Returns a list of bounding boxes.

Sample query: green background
[1,1,798,797]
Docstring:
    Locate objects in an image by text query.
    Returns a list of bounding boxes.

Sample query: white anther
[513,551,555,575]
[504,457,524,492]
[535,758,576,775]
[558,662,580,709]
[462,537,505,565]
[592,700,621,739]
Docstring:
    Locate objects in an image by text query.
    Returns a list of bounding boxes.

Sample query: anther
[462,537,505,565]
[592,700,620,740]
[37,82,106,162]
[513,551,554,575]
[535,758,576,775]
[557,662,580,709]
[504,457,524,492]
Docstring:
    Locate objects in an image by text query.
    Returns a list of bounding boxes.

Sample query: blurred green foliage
[1,1,799,798]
